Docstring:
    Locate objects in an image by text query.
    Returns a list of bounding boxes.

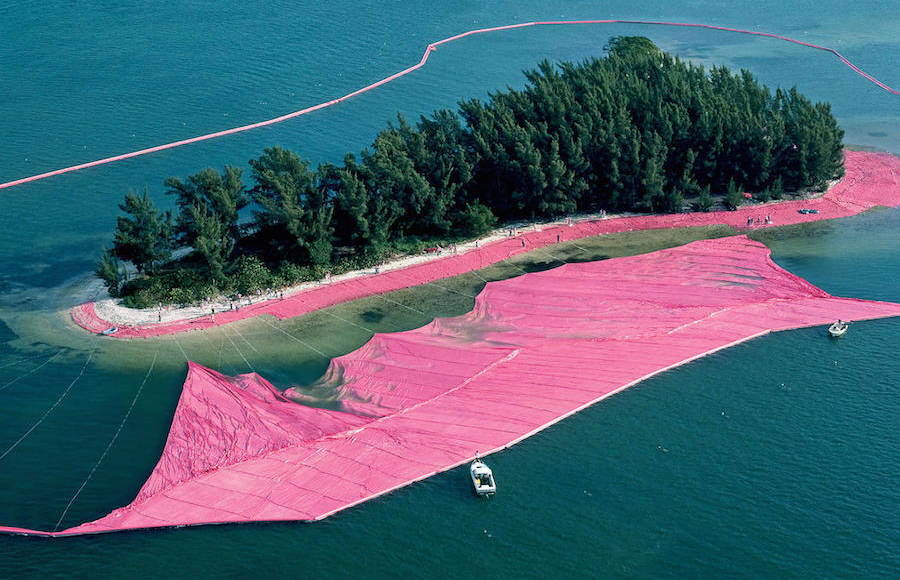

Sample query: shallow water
[0,1,897,577]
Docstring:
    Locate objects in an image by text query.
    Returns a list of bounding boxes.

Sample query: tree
[111,189,173,274]
[96,249,126,296]
[694,185,714,212]
[724,178,744,211]
[362,129,434,238]
[165,166,247,246]
[418,111,474,191]
[769,176,784,200]
[331,157,372,251]
[189,202,232,283]
[249,147,334,266]
[457,201,497,237]
[605,36,661,60]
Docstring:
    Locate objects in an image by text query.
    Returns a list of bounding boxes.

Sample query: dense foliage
[98,37,845,307]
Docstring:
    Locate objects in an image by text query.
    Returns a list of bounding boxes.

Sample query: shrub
[458,202,497,237]
[724,179,743,211]
[231,255,274,295]
[694,185,714,212]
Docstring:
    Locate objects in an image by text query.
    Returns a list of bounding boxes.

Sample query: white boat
[470,453,496,496]
[828,321,848,337]
[100,326,118,336]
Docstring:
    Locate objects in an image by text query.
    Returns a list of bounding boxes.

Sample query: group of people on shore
[747,215,772,227]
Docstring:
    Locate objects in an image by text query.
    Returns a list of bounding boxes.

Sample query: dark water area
[0,1,897,577]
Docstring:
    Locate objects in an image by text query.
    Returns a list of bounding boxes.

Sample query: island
[95,37,845,310]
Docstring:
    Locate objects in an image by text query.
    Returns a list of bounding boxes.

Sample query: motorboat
[470,454,496,496]
[828,320,848,337]
[100,326,118,336]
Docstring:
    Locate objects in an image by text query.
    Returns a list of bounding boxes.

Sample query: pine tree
[111,189,173,274]
[189,202,232,283]
[96,249,126,296]
[331,158,372,251]
[164,166,247,247]
[695,184,714,212]
[249,147,334,266]
[724,178,743,210]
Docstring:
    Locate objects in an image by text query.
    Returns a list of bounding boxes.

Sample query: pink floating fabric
[9,234,900,536]
[71,150,900,339]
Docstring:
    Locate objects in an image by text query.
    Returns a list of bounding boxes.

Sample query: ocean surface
[0,1,897,577]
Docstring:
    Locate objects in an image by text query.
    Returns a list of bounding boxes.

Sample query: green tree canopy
[103,37,846,307]
[111,189,173,274]
[165,166,247,246]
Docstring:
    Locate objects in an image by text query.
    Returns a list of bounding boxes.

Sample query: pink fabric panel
[8,234,899,536]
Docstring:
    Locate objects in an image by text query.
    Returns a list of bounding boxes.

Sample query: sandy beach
[73,150,900,338]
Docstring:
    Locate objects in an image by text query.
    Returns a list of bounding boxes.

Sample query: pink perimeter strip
[71,150,900,339]
[8,235,900,536]
[1,20,896,192]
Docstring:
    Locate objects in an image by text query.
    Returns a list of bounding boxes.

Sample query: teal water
[0,1,897,577]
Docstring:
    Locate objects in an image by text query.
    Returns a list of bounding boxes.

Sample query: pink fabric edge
[71,150,900,339]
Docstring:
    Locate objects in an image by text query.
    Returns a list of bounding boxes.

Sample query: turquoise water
[0,1,897,577]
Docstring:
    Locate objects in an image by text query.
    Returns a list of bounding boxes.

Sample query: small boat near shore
[99,326,118,336]
[828,320,849,337]
[470,453,496,496]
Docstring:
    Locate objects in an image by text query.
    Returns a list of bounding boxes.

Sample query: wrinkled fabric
[10,235,900,536]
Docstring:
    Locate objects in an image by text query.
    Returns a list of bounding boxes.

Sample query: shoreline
[72,149,900,338]
[20,234,900,536]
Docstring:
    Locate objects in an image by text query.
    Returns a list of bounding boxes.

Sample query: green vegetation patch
[97,36,843,307]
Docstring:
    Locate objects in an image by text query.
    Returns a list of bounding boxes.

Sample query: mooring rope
[0,347,96,462]
[224,328,255,373]
[261,317,328,358]
[0,349,65,393]
[53,349,158,531]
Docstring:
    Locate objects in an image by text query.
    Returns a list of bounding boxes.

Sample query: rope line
[0,19,894,192]
[224,328,255,373]
[394,271,478,299]
[468,270,490,284]
[0,347,96,462]
[320,309,375,335]
[171,335,190,362]
[230,324,261,353]
[261,318,328,358]
[54,349,158,531]
[0,350,65,393]
[533,245,569,265]
[373,292,428,317]
[0,352,49,371]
